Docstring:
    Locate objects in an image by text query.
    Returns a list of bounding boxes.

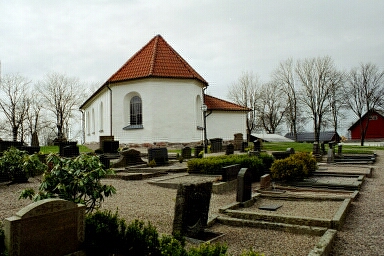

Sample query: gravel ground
[237,198,341,219]
[330,154,384,255]
[1,152,383,255]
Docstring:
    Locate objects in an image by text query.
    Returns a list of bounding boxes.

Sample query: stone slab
[258,204,283,211]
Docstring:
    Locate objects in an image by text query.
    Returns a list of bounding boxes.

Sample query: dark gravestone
[173,182,213,238]
[241,141,248,152]
[221,164,241,182]
[102,140,119,154]
[181,147,192,159]
[286,148,295,154]
[111,149,145,168]
[338,143,343,156]
[272,151,290,160]
[209,138,223,153]
[0,141,23,153]
[225,143,234,155]
[99,155,110,169]
[237,168,252,203]
[59,142,79,157]
[253,140,261,151]
[148,147,168,165]
[194,145,204,157]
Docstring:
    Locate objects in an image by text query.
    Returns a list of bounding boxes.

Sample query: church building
[80,35,249,144]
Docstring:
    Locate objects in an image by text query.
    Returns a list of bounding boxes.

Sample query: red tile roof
[204,94,251,111]
[107,34,208,85]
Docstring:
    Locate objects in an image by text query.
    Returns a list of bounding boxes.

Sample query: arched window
[130,96,142,125]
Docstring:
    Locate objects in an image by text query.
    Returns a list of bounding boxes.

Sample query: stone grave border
[147,174,236,194]
[218,194,351,230]
[285,174,365,191]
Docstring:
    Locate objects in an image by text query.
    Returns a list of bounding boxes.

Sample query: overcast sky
[1,1,384,135]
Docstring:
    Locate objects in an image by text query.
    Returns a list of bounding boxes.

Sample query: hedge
[187,153,274,182]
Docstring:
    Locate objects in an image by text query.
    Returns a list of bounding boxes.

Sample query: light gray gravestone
[4,198,85,256]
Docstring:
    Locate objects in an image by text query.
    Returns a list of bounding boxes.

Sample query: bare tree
[0,73,31,141]
[255,82,286,134]
[228,71,261,141]
[272,58,303,141]
[24,90,53,146]
[345,63,384,146]
[327,71,346,138]
[296,56,342,146]
[37,73,86,142]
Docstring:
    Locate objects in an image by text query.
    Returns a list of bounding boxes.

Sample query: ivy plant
[20,153,116,213]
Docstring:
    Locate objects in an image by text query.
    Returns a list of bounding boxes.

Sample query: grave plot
[219,195,351,230]
[283,174,364,190]
[207,224,335,256]
[316,164,373,177]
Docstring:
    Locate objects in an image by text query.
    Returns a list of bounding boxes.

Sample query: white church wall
[110,78,205,144]
[206,111,247,141]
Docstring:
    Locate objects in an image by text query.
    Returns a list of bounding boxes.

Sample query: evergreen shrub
[84,210,262,256]
[0,147,46,183]
[187,154,272,181]
[270,152,317,181]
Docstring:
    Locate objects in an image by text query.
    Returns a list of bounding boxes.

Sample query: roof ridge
[149,35,160,76]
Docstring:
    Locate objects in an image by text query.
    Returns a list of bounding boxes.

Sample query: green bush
[187,154,271,181]
[20,153,116,213]
[84,210,265,256]
[187,242,228,256]
[270,152,317,181]
[0,147,46,183]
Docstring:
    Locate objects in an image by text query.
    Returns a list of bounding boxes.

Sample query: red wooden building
[348,110,384,140]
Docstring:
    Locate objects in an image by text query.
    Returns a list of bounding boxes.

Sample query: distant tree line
[228,56,384,146]
[0,72,90,145]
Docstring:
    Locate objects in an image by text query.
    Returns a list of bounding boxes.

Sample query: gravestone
[181,147,192,159]
[210,138,223,153]
[286,148,295,155]
[111,149,145,168]
[148,147,168,165]
[102,140,119,154]
[338,143,343,157]
[260,174,271,190]
[194,145,204,157]
[4,198,85,256]
[173,182,213,238]
[327,149,334,163]
[225,143,234,155]
[221,164,241,182]
[233,133,243,151]
[59,141,79,157]
[237,168,252,202]
[253,139,261,151]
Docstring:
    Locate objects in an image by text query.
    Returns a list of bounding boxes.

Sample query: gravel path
[330,154,384,255]
[1,153,383,255]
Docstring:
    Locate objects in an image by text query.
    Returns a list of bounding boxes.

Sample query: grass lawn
[39,142,383,155]
[40,145,93,154]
